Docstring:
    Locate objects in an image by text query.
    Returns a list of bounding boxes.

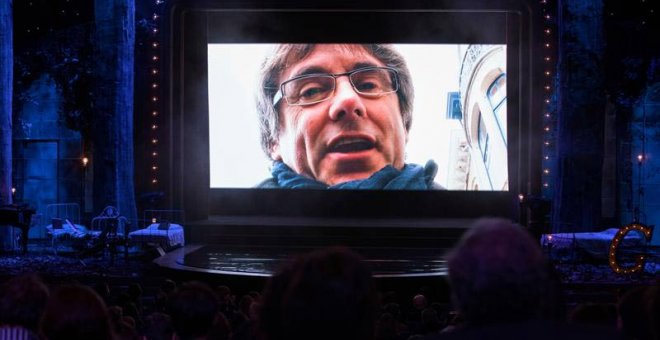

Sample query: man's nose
[328,77,367,121]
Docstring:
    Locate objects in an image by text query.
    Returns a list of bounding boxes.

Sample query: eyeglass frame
[271,66,400,106]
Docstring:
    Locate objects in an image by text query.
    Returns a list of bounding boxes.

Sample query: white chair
[43,203,89,254]
[129,209,185,250]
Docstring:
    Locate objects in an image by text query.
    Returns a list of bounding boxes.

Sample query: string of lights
[149,0,165,187]
[540,0,557,197]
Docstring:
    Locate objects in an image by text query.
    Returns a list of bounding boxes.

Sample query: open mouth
[328,137,375,153]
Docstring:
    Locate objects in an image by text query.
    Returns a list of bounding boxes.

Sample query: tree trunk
[93,0,137,225]
[552,0,606,232]
[0,1,14,250]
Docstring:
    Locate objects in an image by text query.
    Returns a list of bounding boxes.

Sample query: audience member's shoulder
[425,320,623,340]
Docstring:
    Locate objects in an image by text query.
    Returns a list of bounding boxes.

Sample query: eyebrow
[288,61,382,79]
[290,66,328,79]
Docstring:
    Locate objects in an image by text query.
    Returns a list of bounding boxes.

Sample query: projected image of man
[256,44,442,190]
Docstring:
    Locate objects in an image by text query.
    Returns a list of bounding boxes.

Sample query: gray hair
[256,44,414,158]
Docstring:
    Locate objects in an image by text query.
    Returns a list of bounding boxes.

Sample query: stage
[154,244,448,278]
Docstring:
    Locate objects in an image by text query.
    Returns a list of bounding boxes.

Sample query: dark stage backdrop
[1,1,14,250]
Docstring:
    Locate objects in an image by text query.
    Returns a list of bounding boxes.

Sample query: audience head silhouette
[446,218,553,326]
[258,246,377,340]
[0,273,49,332]
[39,284,113,340]
[167,280,220,340]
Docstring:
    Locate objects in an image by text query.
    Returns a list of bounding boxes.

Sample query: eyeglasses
[273,66,399,106]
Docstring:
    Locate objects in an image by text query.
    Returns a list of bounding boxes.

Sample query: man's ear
[270,142,282,161]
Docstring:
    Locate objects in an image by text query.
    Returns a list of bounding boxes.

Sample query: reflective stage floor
[154,244,448,278]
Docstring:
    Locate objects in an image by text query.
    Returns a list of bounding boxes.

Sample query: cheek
[278,108,317,159]
[288,108,325,145]
[377,103,407,159]
[376,102,405,137]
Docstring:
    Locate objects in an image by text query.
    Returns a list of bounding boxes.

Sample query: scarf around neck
[267,160,439,190]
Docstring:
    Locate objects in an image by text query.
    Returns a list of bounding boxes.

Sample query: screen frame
[167,1,535,221]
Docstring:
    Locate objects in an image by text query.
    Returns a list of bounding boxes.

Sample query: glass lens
[283,75,335,105]
[350,68,397,95]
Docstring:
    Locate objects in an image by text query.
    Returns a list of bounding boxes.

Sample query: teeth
[330,137,374,153]
[335,138,367,147]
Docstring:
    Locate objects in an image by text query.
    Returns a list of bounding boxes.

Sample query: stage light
[82,157,89,166]
[11,187,16,195]
[637,154,644,162]
[152,218,157,223]
[518,193,524,202]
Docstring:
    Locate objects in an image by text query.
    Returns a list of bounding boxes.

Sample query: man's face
[270,45,408,186]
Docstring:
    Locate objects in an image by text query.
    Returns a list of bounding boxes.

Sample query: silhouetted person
[0,273,50,339]
[116,291,143,330]
[143,312,174,340]
[568,303,617,329]
[154,278,177,313]
[39,284,114,340]
[430,218,620,340]
[232,294,258,340]
[375,312,398,340]
[167,281,220,340]
[406,294,428,335]
[107,305,139,340]
[257,246,378,340]
[617,285,659,340]
[380,302,409,339]
[215,285,237,320]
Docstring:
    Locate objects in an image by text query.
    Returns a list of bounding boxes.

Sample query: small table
[0,205,36,254]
